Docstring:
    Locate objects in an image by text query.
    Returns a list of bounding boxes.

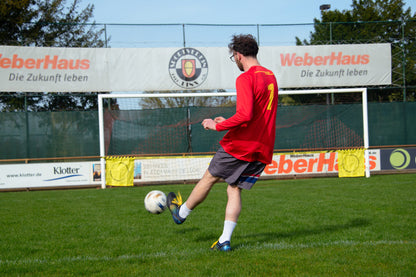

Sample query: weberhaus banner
[0,43,391,92]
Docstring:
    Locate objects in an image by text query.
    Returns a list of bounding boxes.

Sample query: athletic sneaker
[167,192,186,224]
[210,239,231,252]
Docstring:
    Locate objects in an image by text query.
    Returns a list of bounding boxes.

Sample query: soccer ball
[144,190,167,214]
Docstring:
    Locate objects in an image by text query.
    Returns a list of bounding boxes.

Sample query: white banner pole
[362,88,371,178]
[98,94,106,189]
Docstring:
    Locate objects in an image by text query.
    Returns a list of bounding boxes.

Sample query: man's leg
[184,169,220,210]
[211,185,241,251]
[218,185,241,243]
[167,169,220,224]
[225,184,242,222]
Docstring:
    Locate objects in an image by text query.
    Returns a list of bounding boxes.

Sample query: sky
[76,0,416,48]
[81,0,415,25]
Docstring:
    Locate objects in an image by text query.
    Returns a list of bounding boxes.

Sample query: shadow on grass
[234,218,371,249]
[176,227,201,234]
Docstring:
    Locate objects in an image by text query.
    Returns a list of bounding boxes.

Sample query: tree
[139,90,236,110]
[0,0,108,111]
[296,0,416,102]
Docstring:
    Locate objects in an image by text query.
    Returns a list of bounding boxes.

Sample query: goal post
[98,92,236,189]
[280,88,370,179]
[98,88,370,189]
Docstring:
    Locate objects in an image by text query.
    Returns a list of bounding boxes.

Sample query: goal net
[98,88,370,187]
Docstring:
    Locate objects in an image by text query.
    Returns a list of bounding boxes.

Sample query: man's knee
[227,184,241,195]
[204,169,221,184]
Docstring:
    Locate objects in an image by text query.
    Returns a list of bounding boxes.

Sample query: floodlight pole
[320,5,332,43]
[319,4,331,11]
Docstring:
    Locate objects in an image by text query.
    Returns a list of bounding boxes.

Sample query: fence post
[182,24,186,48]
[24,92,30,158]
[401,20,406,102]
[104,24,108,48]
[329,22,333,44]
[257,24,260,46]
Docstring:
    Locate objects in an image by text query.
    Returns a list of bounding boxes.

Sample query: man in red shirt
[167,34,278,251]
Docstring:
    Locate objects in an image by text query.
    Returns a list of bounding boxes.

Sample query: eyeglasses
[230,54,235,62]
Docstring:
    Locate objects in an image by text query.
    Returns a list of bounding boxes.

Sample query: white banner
[260,44,391,88]
[0,162,95,189]
[132,150,381,183]
[133,156,212,183]
[0,44,391,92]
[0,151,381,189]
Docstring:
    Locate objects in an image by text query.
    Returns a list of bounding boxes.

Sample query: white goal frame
[98,87,370,189]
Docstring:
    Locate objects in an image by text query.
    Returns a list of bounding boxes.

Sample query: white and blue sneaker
[167,192,186,224]
[210,239,231,252]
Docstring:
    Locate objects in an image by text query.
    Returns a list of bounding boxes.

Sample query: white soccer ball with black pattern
[144,190,167,214]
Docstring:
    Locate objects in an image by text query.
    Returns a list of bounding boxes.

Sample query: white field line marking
[1,240,415,266]
[243,240,416,250]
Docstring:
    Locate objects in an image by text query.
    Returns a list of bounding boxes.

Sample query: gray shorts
[208,147,266,190]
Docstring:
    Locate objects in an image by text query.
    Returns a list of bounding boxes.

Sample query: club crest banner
[338,149,365,177]
[0,44,391,92]
[105,156,135,186]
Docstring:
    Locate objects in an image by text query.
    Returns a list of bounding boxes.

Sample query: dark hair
[228,34,259,57]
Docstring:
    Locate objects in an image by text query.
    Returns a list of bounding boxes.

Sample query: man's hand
[214,116,226,123]
[202,118,217,130]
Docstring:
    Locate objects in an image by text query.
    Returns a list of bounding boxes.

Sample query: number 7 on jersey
[267,83,275,111]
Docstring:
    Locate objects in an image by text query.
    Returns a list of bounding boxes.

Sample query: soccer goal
[98,88,370,188]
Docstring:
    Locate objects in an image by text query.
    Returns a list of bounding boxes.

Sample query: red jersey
[215,66,278,164]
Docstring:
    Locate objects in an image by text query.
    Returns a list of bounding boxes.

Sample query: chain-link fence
[85,20,415,98]
[2,20,415,99]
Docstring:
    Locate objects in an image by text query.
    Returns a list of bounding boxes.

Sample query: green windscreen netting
[0,102,415,159]
[0,111,99,159]
[105,103,365,156]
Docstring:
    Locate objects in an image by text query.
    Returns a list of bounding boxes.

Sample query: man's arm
[202,116,226,131]
[215,76,254,131]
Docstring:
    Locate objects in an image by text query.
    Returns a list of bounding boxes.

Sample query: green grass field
[1,174,415,276]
